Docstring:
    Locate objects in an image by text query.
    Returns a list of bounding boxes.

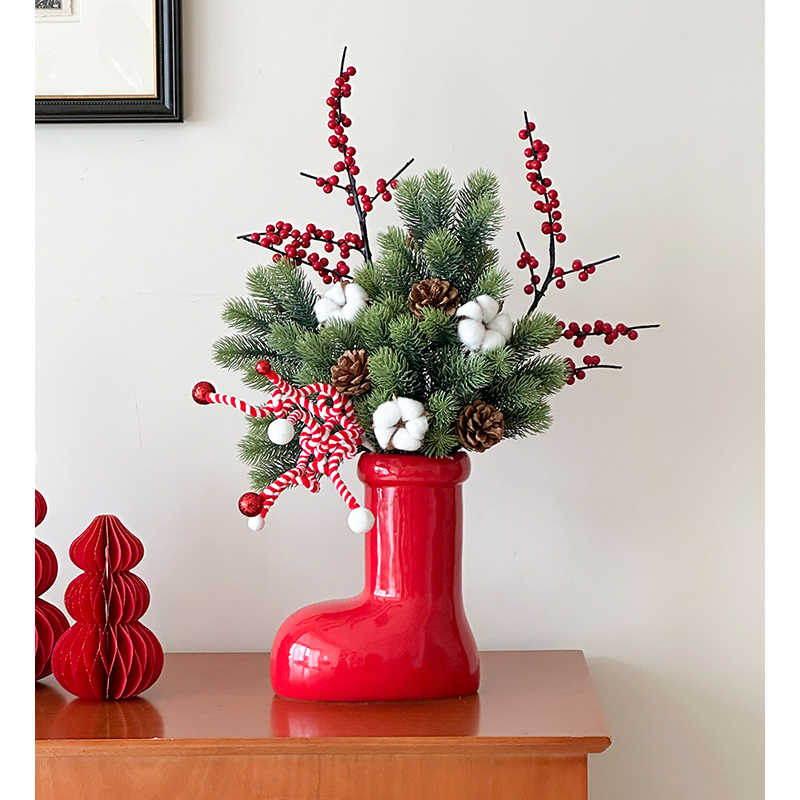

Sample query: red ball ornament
[238,492,264,518]
[192,381,215,405]
[255,359,272,376]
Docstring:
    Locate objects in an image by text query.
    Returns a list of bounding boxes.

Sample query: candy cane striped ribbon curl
[200,360,365,524]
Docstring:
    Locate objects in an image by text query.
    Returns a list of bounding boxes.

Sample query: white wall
[35,1,763,797]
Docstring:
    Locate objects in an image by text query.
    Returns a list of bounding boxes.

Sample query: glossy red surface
[271,453,480,701]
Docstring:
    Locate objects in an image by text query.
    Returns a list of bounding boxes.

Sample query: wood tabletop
[36,650,611,756]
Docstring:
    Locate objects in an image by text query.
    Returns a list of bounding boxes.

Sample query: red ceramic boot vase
[271,452,479,701]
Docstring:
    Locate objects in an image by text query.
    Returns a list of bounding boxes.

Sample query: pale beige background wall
[35,1,763,797]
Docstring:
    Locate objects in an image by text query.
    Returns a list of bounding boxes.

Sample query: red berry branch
[516,112,622,314]
[238,47,414,281]
[564,356,623,384]
[238,223,365,283]
[557,320,661,348]
[515,113,659,382]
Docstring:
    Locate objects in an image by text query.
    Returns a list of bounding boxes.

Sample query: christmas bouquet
[194,48,656,535]
[192,48,657,702]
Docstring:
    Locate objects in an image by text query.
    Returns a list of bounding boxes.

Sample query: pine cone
[330,349,372,397]
[456,401,505,453]
[408,278,460,320]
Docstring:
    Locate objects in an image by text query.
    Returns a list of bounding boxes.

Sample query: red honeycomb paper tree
[51,515,163,700]
[35,490,69,680]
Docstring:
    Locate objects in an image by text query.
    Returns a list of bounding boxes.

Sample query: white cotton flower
[455,294,513,352]
[314,282,368,325]
[372,397,429,452]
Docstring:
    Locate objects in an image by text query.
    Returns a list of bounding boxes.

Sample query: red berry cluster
[517,249,540,295]
[552,259,596,289]
[323,65,397,215]
[517,120,566,246]
[564,356,603,385]
[248,221,364,283]
[237,49,414,273]
[557,319,641,348]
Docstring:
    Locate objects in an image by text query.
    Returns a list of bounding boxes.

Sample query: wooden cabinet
[36,650,610,799]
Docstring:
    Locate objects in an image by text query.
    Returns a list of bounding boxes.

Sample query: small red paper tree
[35,490,69,680]
[51,515,163,700]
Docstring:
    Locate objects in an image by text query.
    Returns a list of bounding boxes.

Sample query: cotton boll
[373,400,402,428]
[475,295,500,321]
[314,297,339,323]
[344,283,367,304]
[404,415,429,440]
[374,426,396,450]
[458,318,486,351]
[456,300,483,321]
[348,507,375,534]
[325,282,347,305]
[267,418,295,445]
[391,427,422,451]
[248,516,265,532]
[487,313,512,339]
[480,330,506,352]
[340,302,362,322]
[397,396,425,421]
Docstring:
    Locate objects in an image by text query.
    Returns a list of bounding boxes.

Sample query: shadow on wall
[587,658,763,799]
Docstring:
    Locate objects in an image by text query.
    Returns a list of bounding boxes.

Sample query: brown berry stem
[524,252,623,316]
[335,46,374,264]
[299,171,350,192]
[570,322,661,339]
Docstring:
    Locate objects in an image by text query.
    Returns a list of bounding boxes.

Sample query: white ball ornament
[267,418,295,445]
[248,515,265,532]
[347,507,375,534]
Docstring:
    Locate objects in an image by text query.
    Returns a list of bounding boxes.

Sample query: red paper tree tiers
[51,515,163,700]
[64,571,150,624]
[69,514,145,573]
[35,492,69,681]
[35,599,69,680]
[52,622,163,701]
[35,489,48,527]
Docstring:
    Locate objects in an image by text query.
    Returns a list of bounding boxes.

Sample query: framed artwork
[35,0,182,123]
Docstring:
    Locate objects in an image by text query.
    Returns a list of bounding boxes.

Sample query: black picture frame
[35,0,182,123]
